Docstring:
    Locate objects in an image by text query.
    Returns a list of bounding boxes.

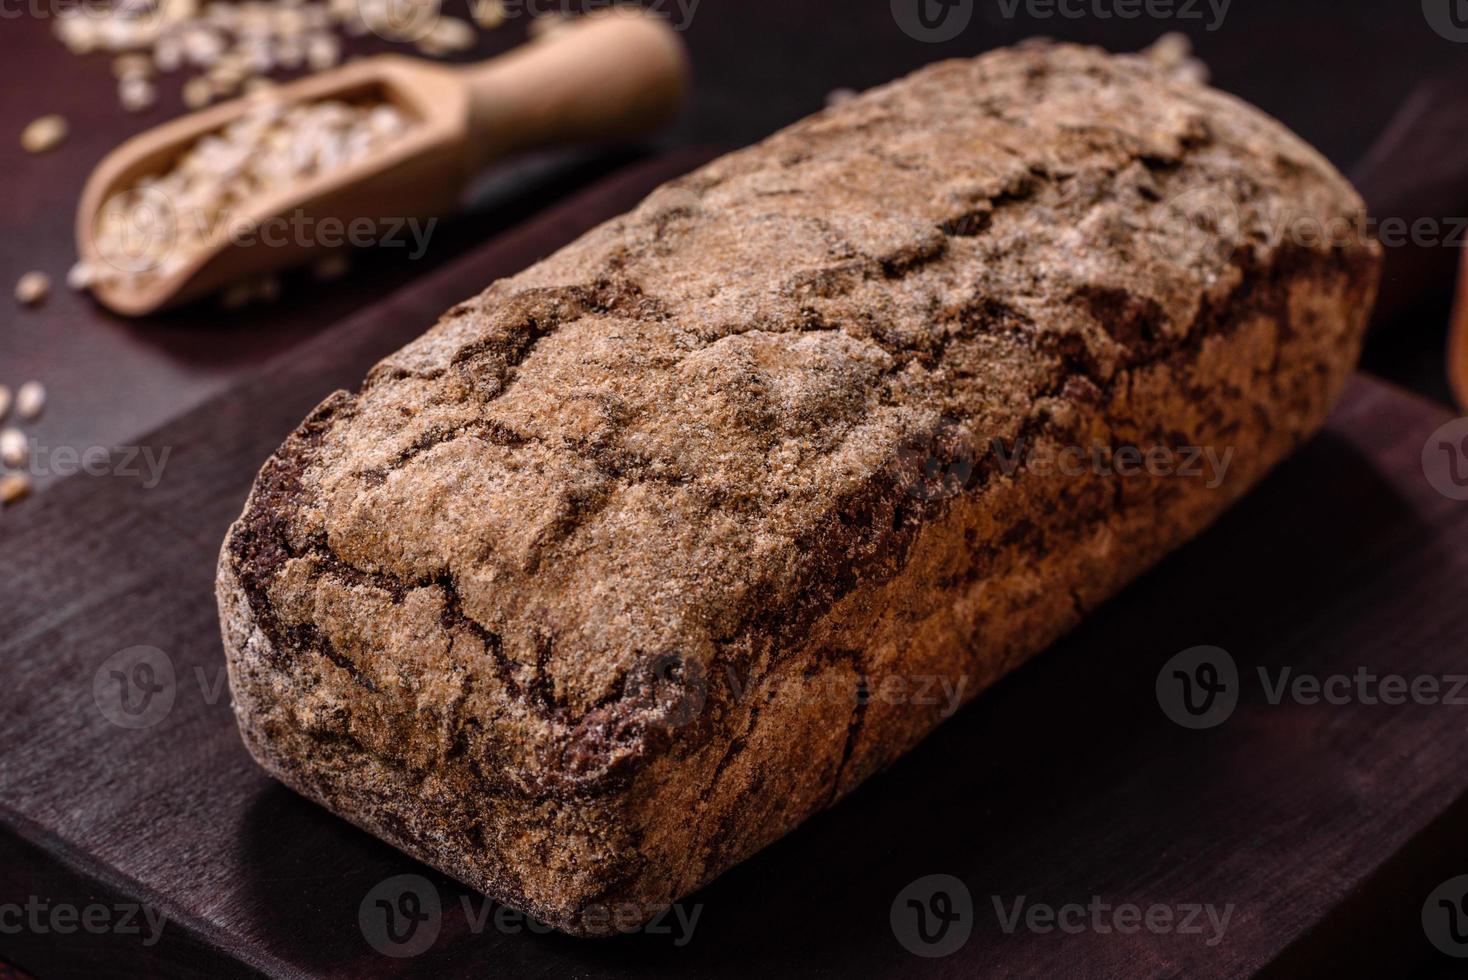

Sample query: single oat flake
[15,381,46,421]
[0,428,27,468]
[15,272,50,307]
[0,473,31,507]
[20,115,67,154]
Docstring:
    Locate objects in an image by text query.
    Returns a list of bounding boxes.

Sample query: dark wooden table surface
[4,2,1468,977]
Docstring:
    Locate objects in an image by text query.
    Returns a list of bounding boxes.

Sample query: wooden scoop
[76,9,689,316]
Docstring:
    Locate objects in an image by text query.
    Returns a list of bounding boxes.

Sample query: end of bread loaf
[218,40,1380,937]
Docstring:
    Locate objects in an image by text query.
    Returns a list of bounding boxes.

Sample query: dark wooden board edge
[0,803,276,980]
[1261,783,1468,977]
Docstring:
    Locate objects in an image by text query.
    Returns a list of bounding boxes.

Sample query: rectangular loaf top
[223,41,1376,796]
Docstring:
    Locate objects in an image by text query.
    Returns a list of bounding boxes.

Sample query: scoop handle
[460,10,690,171]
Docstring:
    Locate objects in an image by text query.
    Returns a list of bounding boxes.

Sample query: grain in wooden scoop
[77,94,414,301]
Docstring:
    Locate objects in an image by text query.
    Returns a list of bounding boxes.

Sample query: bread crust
[218,41,1380,936]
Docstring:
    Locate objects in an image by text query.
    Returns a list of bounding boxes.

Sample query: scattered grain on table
[67,261,100,292]
[183,76,214,108]
[20,115,67,154]
[51,0,500,108]
[0,428,28,468]
[15,272,50,307]
[474,0,507,29]
[120,75,157,112]
[313,254,351,281]
[0,473,32,507]
[113,53,154,79]
[16,382,46,421]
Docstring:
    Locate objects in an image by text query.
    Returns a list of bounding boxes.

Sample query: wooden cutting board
[3,156,1468,979]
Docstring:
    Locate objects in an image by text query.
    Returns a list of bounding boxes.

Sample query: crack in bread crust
[219,41,1381,936]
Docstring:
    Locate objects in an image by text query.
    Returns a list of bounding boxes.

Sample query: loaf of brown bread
[218,40,1379,936]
